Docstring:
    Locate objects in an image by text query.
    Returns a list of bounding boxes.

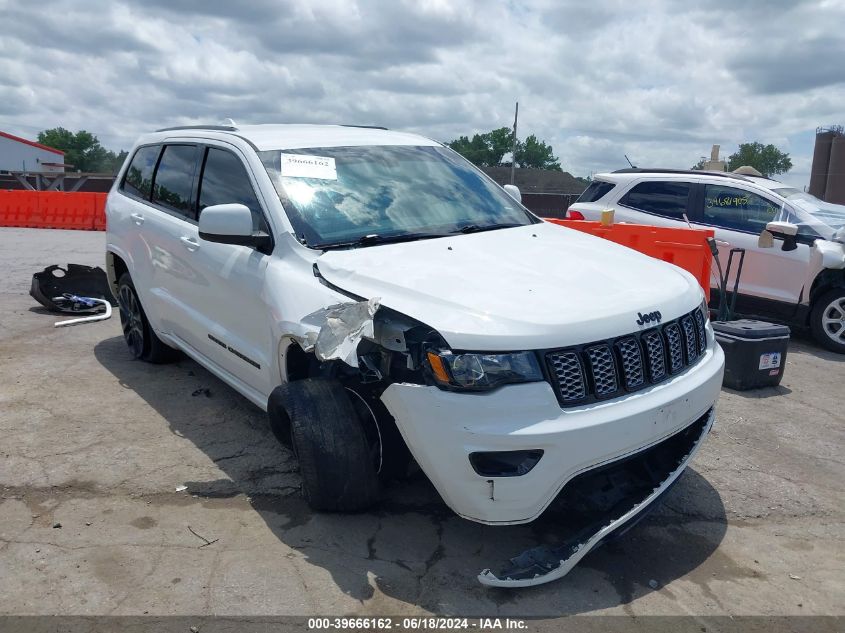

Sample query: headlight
[426,350,543,391]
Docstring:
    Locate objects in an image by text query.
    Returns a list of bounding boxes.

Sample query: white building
[0,131,65,173]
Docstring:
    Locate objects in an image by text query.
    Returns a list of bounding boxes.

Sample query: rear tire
[810,288,845,354]
[116,273,179,363]
[273,378,381,512]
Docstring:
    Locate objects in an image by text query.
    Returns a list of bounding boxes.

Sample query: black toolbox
[712,320,790,390]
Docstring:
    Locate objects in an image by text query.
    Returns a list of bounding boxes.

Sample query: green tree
[447,134,494,166]
[727,142,792,177]
[447,127,562,170]
[483,127,514,166]
[37,127,125,173]
[515,134,561,170]
[691,158,706,170]
[107,150,129,175]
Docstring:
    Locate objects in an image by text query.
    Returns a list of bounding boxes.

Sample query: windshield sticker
[280,153,337,180]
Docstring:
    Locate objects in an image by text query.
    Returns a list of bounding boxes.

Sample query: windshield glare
[774,190,845,232]
[259,145,534,247]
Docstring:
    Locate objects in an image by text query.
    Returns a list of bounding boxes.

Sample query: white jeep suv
[569,169,845,353]
[105,124,724,586]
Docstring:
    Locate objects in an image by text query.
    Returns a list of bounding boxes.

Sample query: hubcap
[821,296,845,344]
[118,285,145,357]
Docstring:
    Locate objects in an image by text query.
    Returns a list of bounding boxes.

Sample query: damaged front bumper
[380,343,724,586]
[478,406,713,587]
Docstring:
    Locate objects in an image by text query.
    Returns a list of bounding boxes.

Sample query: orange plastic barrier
[0,191,107,231]
[547,219,714,300]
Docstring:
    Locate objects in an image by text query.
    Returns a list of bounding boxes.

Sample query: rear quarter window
[620,181,691,219]
[151,144,199,218]
[121,145,161,200]
[576,181,615,203]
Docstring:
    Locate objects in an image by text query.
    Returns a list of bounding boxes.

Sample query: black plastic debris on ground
[30,264,115,313]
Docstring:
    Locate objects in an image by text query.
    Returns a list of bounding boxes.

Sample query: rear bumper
[381,343,724,525]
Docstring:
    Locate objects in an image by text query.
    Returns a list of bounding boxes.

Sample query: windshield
[258,145,536,248]
[772,189,845,233]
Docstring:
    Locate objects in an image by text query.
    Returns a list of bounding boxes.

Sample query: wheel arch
[105,250,129,302]
[808,269,845,323]
[277,337,319,385]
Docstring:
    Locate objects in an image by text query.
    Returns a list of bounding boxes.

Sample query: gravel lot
[0,227,842,618]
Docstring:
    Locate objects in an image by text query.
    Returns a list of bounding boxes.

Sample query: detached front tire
[810,288,845,354]
[272,378,381,512]
[116,273,179,363]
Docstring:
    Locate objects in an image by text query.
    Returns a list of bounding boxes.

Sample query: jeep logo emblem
[636,310,662,326]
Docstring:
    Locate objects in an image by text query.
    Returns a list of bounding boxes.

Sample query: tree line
[36,125,792,180]
[446,127,562,170]
[37,128,127,174]
[692,142,792,177]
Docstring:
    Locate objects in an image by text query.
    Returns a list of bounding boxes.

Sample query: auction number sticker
[280,153,337,180]
[759,352,781,370]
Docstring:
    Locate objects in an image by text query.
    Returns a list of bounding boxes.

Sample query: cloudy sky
[2,0,843,188]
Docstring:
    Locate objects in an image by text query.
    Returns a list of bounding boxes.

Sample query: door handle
[130,213,144,226]
[180,236,199,252]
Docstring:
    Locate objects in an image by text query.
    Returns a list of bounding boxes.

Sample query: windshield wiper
[453,223,524,234]
[317,232,448,250]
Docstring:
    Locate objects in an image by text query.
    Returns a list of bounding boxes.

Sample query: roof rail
[340,124,388,130]
[611,167,750,181]
[155,124,238,132]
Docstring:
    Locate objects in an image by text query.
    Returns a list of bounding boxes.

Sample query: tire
[116,273,179,363]
[810,288,845,354]
[343,383,412,481]
[273,378,381,512]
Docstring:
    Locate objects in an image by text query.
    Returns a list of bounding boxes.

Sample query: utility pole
[510,101,518,185]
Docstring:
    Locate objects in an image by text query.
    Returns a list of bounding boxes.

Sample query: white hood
[316,222,702,350]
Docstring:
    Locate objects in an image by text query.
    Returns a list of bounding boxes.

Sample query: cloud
[0,0,841,189]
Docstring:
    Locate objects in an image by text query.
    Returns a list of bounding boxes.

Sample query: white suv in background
[569,169,845,353]
[105,125,724,586]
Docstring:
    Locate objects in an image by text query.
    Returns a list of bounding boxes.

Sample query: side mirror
[765,221,799,252]
[503,184,522,203]
[198,203,272,253]
[765,221,798,236]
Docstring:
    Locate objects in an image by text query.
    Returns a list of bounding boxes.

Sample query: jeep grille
[545,307,707,407]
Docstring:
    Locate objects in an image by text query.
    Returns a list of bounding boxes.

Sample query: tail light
[567,208,585,220]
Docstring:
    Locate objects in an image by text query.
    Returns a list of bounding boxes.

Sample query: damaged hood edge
[314,223,702,351]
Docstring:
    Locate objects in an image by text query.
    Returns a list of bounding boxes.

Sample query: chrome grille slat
[616,337,644,389]
[694,309,707,355]
[642,329,666,381]
[681,315,698,363]
[545,307,707,407]
[547,351,586,402]
[664,323,684,373]
[586,344,618,396]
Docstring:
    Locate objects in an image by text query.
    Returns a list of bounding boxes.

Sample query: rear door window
[151,144,198,219]
[198,147,268,232]
[121,145,161,200]
[702,184,781,233]
[576,181,615,203]
[620,181,691,219]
